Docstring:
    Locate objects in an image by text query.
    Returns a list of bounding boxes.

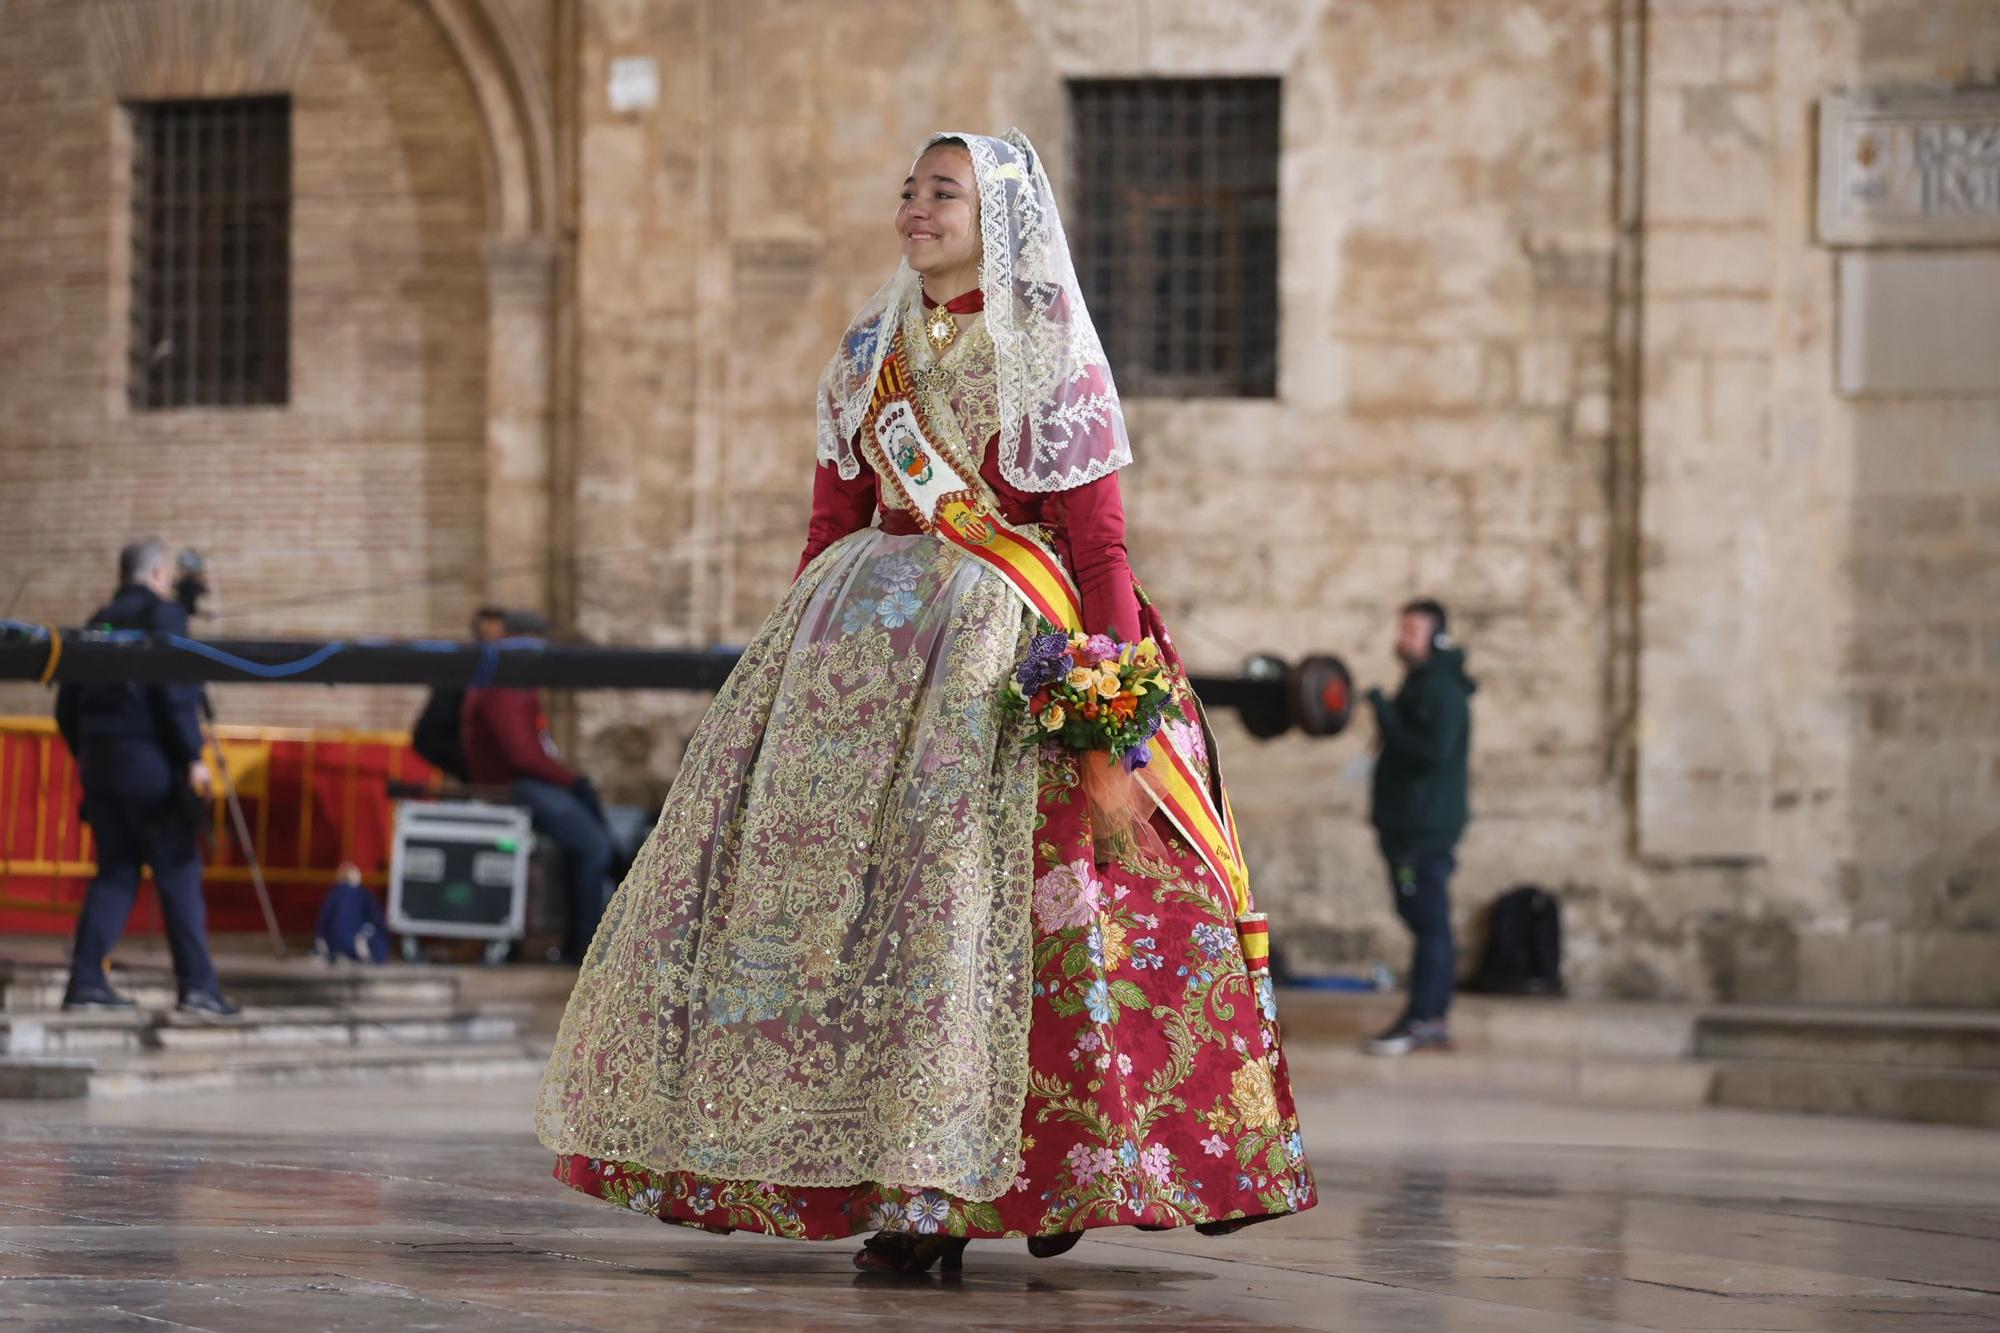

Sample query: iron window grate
[1069,78,1281,399]
[127,96,292,411]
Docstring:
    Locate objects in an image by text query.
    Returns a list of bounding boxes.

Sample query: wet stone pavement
[0,1075,1996,1331]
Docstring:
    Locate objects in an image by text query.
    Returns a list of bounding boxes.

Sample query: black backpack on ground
[1465,885,1565,996]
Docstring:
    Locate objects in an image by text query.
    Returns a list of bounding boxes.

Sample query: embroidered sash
[861,332,1255,919]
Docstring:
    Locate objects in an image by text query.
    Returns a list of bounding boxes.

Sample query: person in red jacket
[461,611,611,962]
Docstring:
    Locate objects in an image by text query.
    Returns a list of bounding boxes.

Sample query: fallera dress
[535,129,1315,1244]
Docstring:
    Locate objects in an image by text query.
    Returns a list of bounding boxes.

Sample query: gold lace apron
[536,329,1041,1198]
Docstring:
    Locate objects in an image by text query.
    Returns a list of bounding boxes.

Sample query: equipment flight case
[387,799,534,964]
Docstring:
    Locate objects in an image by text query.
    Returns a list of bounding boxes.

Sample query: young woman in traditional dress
[536,129,1315,1275]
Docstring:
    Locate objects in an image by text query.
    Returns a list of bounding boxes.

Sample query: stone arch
[418,0,558,242]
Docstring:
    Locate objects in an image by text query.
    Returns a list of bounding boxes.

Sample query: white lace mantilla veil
[815,128,1133,493]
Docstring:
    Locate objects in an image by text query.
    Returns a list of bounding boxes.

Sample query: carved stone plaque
[1818,89,2000,246]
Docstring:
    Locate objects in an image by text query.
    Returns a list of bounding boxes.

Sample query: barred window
[127,96,292,410]
[1069,78,1281,399]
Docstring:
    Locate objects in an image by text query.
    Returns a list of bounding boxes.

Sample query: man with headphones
[1363,598,1476,1056]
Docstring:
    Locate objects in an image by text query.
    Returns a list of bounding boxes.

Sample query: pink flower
[1116,1053,1134,1076]
[1077,1030,1103,1053]
[1201,1134,1229,1157]
[1081,633,1120,665]
[1140,1143,1174,1182]
[1066,1143,1119,1186]
[1164,718,1207,766]
[1033,859,1104,932]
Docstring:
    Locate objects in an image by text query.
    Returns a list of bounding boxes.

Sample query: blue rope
[168,636,347,679]
[2,618,347,680]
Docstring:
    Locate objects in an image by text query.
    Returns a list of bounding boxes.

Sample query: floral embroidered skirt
[543,529,1316,1241]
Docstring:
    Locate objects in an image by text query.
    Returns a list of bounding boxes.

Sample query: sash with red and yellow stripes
[861,334,1262,952]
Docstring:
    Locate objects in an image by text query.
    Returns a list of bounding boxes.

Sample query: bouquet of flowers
[1003,626,1176,771]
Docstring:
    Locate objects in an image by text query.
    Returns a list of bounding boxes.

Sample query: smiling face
[897,141,981,297]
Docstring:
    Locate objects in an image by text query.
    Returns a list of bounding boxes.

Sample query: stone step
[1709,1058,2000,1130]
[0,1003,531,1058]
[0,963,459,1014]
[0,1040,549,1100]
[1276,989,1699,1062]
[1282,1044,1718,1110]
[1695,1005,2000,1072]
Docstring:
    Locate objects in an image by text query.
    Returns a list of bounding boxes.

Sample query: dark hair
[923,135,970,154]
[471,605,506,628]
[1401,598,1449,639]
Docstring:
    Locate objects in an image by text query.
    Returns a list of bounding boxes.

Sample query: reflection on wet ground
[1,1075,1996,1331]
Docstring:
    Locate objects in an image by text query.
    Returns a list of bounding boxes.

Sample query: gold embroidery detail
[537,533,1040,1201]
[1229,1058,1281,1130]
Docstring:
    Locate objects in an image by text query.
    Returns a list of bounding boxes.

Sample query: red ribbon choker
[921,288,985,315]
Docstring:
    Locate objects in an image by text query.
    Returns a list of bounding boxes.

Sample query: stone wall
[0,0,495,734]
[1637,0,2000,1005]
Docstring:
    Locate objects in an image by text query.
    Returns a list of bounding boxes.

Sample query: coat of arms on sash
[893,435,934,486]
[940,501,996,547]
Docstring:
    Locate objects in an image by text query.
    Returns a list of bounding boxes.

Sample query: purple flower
[1016,631,1075,690]
[1120,741,1152,772]
[1083,633,1120,664]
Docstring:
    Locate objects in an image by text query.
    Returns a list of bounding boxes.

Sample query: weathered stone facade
[1634,0,2000,1006]
[3,0,1996,1004]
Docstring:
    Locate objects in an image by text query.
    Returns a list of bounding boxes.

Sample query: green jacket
[1368,647,1475,850]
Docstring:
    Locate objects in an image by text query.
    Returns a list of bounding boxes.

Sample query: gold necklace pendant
[924,299,961,356]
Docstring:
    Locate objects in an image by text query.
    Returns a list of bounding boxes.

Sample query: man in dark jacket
[1364,598,1475,1055]
[54,539,238,1017]
[460,612,612,961]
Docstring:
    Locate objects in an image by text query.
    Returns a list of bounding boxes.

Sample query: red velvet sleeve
[1053,470,1143,642]
[797,453,879,577]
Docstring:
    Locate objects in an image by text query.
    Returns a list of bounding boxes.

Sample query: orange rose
[1109,695,1137,720]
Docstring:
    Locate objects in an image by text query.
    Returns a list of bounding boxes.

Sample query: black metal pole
[0,630,1280,718]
